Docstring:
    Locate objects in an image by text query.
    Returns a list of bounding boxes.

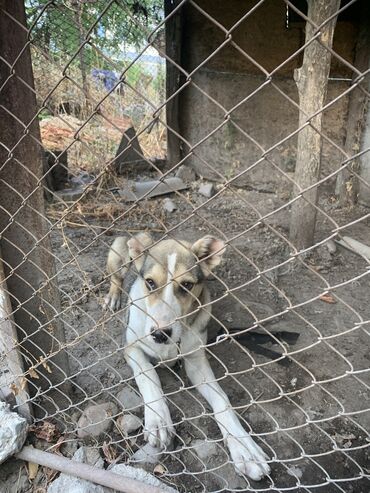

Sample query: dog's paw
[227,435,270,481]
[144,402,174,449]
[104,291,121,311]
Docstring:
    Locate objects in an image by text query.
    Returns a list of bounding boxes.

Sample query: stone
[116,414,142,435]
[198,182,214,198]
[109,463,177,492]
[73,446,104,468]
[162,198,177,212]
[47,447,104,492]
[175,165,196,183]
[113,126,149,174]
[77,402,118,439]
[0,402,28,464]
[191,439,219,462]
[115,387,143,414]
[325,239,337,254]
[287,465,303,479]
[131,443,163,465]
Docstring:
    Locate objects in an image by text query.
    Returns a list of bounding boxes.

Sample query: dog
[105,233,270,481]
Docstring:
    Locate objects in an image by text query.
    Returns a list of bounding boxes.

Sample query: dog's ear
[127,232,153,270]
[191,236,226,275]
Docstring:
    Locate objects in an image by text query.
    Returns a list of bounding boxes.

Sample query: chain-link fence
[0,0,369,492]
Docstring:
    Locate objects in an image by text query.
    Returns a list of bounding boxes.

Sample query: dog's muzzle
[151,327,172,344]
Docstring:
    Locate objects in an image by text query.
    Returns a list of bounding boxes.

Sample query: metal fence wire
[0,0,369,492]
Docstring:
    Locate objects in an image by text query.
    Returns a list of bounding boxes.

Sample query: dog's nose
[151,327,172,344]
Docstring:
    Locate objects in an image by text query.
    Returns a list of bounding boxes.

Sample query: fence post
[0,0,71,416]
[165,0,183,168]
[289,0,340,250]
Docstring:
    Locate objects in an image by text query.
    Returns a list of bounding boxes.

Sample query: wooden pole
[16,446,175,493]
[165,0,183,168]
[289,0,340,250]
[0,0,71,416]
[336,1,370,206]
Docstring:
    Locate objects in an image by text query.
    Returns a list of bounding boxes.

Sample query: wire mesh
[0,0,369,492]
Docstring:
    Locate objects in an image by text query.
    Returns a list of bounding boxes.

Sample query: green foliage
[25,0,163,63]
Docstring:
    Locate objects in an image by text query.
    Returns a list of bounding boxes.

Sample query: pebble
[198,182,214,198]
[116,414,143,435]
[77,402,117,439]
[175,164,196,183]
[115,387,143,415]
[131,443,163,465]
[162,198,177,212]
[191,439,219,461]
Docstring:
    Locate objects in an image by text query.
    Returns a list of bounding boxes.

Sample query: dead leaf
[102,441,117,464]
[10,382,19,396]
[319,293,337,304]
[28,461,39,480]
[28,367,39,379]
[29,421,61,443]
[153,464,167,476]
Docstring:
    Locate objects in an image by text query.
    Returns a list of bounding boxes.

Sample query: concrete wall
[179,0,358,190]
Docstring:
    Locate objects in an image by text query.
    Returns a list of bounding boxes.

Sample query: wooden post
[164,0,183,168]
[336,1,370,206]
[0,0,70,416]
[289,0,340,250]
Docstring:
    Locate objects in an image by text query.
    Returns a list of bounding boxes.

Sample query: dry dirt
[1,171,369,492]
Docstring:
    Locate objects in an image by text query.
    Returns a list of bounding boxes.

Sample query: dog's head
[128,233,225,344]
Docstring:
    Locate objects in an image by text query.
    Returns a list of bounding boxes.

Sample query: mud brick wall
[179,0,358,191]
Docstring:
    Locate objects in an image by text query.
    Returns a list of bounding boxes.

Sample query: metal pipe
[15,446,175,493]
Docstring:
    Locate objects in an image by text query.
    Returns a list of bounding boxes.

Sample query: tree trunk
[336,1,370,206]
[289,0,340,250]
[73,2,90,108]
[0,0,70,417]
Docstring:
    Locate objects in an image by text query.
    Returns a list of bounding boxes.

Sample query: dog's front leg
[184,350,270,481]
[125,346,174,449]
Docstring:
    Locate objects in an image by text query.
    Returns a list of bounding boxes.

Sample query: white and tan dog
[105,233,270,481]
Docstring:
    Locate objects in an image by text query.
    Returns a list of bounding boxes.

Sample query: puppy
[105,233,270,481]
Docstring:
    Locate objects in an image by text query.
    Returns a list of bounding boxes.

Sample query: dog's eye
[145,278,156,291]
[181,282,194,292]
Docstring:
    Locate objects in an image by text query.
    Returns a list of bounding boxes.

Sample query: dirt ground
[1,170,369,492]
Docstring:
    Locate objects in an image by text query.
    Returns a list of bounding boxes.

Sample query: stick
[15,446,175,493]
[335,236,370,261]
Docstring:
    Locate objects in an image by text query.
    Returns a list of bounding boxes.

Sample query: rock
[198,182,214,198]
[287,465,303,479]
[191,439,219,461]
[73,446,104,468]
[162,198,177,212]
[175,165,196,183]
[116,414,142,435]
[48,472,104,493]
[0,387,17,409]
[109,463,177,492]
[115,387,143,414]
[131,443,163,465]
[113,126,148,174]
[47,447,104,493]
[77,402,117,439]
[0,402,28,464]
[325,239,337,254]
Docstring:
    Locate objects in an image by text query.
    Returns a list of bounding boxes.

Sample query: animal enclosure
[0,0,369,492]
